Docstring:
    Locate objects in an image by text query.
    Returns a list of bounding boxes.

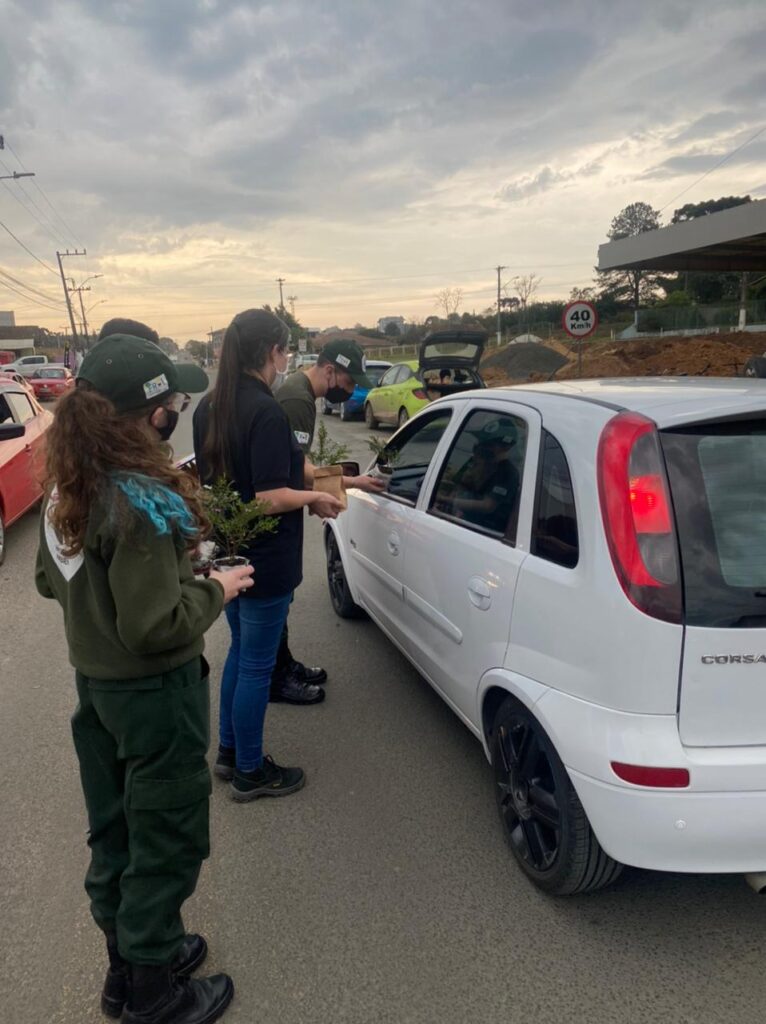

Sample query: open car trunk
[661,414,766,747]
[419,327,486,397]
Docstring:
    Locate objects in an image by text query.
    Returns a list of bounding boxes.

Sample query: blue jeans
[220,592,292,773]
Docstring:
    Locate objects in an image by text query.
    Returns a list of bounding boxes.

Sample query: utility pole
[276,277,286,312]
[56,250,86,366]
[72,285,91,345]
[495,265,507,347]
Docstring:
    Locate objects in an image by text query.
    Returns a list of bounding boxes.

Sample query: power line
[0,216,58,275]
[0,161,69,248]
[0,276,65,312]
[0,266,64,305]
[5,140,85,248]
[659,123,766,215]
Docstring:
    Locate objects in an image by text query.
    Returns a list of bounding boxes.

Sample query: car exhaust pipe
[744,872,766,894]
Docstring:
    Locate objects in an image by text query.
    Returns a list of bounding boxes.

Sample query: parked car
[0,368,35,394]
[29,365,75,401]
[322,359,392,420]
[364,326,486,430]
[325,378,766,895]
[3,353,49,376]
[0,380,53,563]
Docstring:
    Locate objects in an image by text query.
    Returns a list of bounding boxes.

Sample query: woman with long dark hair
[193,308,342,802]
[36,335,253,1024]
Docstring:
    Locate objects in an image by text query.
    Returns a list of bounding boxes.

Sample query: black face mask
[156,409,179,442]
[326,384,354,404]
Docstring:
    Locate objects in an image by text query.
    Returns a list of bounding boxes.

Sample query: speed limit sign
[562,300,598,339]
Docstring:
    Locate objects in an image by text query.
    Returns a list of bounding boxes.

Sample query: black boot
[101,934,209,1019]
[122,964,234,1024]
[269,672,326,705]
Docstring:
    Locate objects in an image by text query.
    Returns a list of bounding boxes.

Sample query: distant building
[0,311,15,327]
[377,316,405,335]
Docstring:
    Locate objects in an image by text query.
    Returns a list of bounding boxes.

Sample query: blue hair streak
[112,473,197,541]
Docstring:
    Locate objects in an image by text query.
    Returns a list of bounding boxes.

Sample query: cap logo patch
[335,354,350,368]
[143,373,169,400]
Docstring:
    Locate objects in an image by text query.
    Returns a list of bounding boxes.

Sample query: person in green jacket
[35,335,253,1024]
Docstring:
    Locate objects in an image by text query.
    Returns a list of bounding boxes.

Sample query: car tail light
[611,761,690,788]
[412,388,428,400]
[598,411,682,623]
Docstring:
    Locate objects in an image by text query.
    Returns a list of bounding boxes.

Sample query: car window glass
[367,366,389,387]
[532,431,579,568]
[397,366,412,383]
[376,410,452,504]
[6,392,35,423]
[430,409,527,540]
[380,367,398,386]
[0,395,13,425]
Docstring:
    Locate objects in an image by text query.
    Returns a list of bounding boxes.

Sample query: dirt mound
[482,341,568,379]
[557,332,766,380]
[482,331,766,386]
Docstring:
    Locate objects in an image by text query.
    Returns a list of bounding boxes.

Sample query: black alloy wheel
[326,532,365,619]
[365,403,378,430]
[397,407,409,428]
[491,697,622,895]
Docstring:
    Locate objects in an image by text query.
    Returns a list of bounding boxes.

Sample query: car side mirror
[339,460,360,477]
[0,422,25,440]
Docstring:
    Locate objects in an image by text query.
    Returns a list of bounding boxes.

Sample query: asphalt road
[2,384,766,1024]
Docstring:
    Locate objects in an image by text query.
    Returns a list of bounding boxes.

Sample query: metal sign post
[562,301,599,377]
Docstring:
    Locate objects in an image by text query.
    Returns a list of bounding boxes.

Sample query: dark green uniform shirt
[35,486,224,680]
[276,371,317,453]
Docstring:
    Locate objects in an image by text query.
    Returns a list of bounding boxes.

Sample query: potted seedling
[202,477,279,573]
[366,435,400,475]
[310,421,351,509]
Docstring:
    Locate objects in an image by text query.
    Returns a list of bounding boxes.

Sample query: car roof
[474,377,766,427]
[365,359,392,368]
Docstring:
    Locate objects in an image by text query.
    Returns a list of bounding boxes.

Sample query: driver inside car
[436,427,520,533]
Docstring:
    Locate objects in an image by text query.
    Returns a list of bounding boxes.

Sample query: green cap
[320,339,372,388]
[78,334,209,413]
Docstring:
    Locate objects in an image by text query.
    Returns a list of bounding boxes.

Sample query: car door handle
[467,577,492,610]
[387,531,400,556]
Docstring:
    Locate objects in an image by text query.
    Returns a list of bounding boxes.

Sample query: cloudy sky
[1,0,765,341]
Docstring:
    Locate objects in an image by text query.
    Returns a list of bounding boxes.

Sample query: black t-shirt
[193,375,305,599]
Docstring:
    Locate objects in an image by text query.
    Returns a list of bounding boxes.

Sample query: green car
[364,327,487,430]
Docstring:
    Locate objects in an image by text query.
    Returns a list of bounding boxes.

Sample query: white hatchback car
[325,379,766,895]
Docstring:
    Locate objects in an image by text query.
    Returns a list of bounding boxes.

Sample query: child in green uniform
[35,335,253,1024]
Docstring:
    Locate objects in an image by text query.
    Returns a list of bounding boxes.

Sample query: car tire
[743,357,766,378]
[323,400,334,415]
[0,507,5,566]
[340,402,351,422]
[491,696,622,895]
[365,403,378,430]
[397,407,409,428]
[326,531,366,619]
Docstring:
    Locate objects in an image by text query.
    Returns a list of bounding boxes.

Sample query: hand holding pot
[209,563,255,603]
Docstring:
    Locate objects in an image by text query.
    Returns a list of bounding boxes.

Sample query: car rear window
[661,418,766,628]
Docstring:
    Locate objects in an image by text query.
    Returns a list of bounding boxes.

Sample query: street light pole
[0,172,35,181]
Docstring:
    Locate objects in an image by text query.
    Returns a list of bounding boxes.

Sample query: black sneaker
[101,934,208,1018]
[269,674,326,705]
[213,746,235,781]
[231,756,305,802]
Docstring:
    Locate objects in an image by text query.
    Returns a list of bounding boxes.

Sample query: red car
[0,380,53,563]
[29,365,75,401]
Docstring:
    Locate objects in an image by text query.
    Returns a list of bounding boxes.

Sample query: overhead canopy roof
[597,198,766,273]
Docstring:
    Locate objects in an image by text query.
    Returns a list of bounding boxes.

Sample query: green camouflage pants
[71,657,211,965]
